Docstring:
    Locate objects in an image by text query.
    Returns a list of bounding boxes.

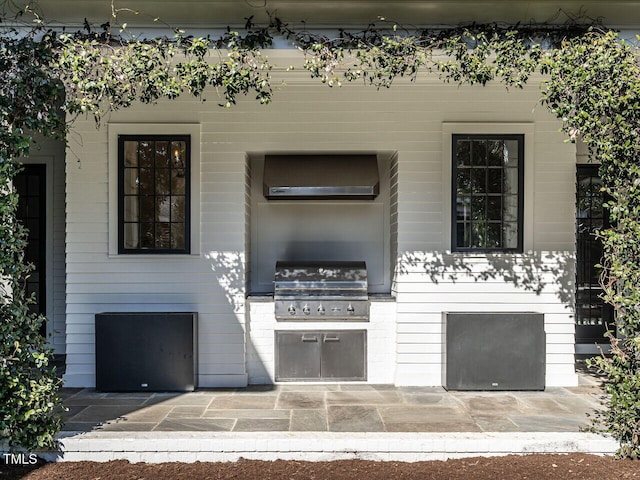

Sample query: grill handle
[301,334,319,343]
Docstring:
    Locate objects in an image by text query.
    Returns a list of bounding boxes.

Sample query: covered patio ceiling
[22,1,640,29]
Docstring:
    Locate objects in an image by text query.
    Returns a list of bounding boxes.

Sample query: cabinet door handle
[323,335,340,342]
[301,335,318,342]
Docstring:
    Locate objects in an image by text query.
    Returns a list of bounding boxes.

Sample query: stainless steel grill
[274,261,369,321]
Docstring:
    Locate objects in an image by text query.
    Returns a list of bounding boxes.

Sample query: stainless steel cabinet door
[275,332,321,380]
[275,330,366,381]
[320,331,366,380]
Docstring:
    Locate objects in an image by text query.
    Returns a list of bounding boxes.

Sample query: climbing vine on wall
[542,31,640,459]
[2,2,640,457]
[0,31,66,452]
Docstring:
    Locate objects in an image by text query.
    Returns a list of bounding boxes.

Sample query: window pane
[456,140,471,166]
[486,223,501,248]
[124,223,139,249]
[124,196,138,222]
[472,222,487,247]
[124,141,138,167]
[503,194,518,222]
[471,196,486,221]
[471,169,486,193]
[171,196,186,222]
[139,196,155,223]
[590,194,604,218]
[156,223,171,248]
[139,141,154,168]
[487,141,504,166]
[123,168,138,194]
[155,141,170,168]
[590,219,604,230]
[171,223,186,250]
[140,223,154,249]
[456,168,470,195]
[456,196,470,221]
[487,169,502,193]
[456,222,470,248]
[155,168,170,195]
[487,197,501,220]
[471,141,486,166]
[156,197,170,222]
[504,167,518,194]
[172,170,186,194]
[139,168,153,194]
[578,176,595,218]
[504,140,519,167]
[171,141,187,169]
[503,222,518,249]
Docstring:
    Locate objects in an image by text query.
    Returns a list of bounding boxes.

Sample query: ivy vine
[0,29,65,452]
[543,31,640,459]
[1,2,640,457]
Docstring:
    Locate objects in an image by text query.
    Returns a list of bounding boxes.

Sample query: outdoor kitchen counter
[246,294,397,385]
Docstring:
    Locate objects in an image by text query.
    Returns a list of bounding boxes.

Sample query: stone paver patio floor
[60,372,606,434]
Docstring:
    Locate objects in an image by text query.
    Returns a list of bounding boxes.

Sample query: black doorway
[575,165,613,346]
[15,164,47,336]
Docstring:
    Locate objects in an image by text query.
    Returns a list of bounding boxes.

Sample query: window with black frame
[452,134,524,252]
[118,135,190,254]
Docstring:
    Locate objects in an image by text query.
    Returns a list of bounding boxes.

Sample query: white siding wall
[63,55,578,387]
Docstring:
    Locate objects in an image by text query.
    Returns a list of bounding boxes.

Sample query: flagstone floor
[60,371,605,434]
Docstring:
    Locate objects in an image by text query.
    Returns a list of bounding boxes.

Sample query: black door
[575,165,613,345]
[15,165,47,336]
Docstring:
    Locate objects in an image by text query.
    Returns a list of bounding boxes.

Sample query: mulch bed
[1,454,638,480]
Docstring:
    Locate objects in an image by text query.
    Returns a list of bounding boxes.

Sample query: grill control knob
[347,304,355,315]
[317,305,325,315]
[302,304,310,315]
[288,305,296,315]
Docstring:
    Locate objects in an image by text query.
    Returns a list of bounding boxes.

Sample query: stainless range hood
[263,155,379,199]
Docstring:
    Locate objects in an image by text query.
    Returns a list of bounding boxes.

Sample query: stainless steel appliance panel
[274,261,370,322]
[275,330,367,381]
[275,332,321,380]
[320,331,366,380]
[263,155,380,199]
[275,299,369,321]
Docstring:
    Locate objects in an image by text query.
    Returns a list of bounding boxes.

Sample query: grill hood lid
[263,155,379,199]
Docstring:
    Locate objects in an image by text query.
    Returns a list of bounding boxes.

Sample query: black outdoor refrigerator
[95,312,198,392]
[443,312,546,390]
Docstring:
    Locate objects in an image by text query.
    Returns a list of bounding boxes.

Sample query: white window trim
[108,123,201,257]
[442,122,535,254]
